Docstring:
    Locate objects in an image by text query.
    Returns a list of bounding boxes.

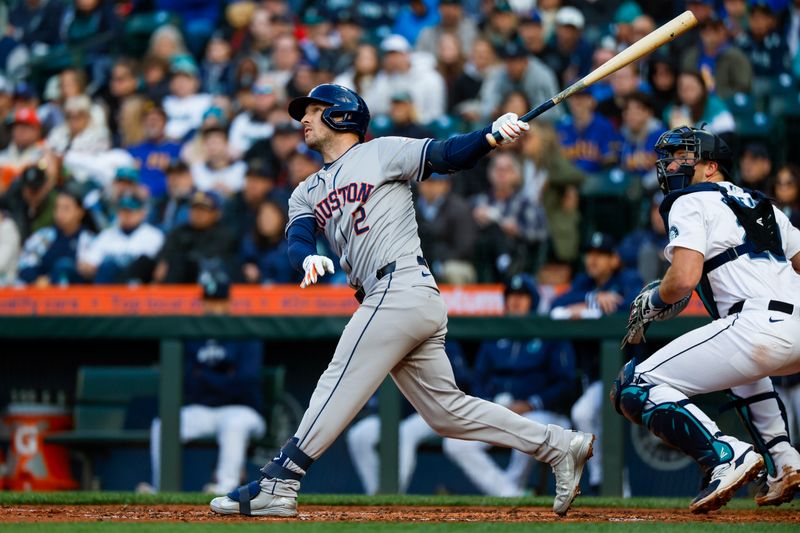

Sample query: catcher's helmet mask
[655,125,733,195]
[288,84,370,142]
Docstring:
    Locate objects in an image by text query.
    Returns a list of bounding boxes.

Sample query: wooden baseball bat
[486,10,698,147]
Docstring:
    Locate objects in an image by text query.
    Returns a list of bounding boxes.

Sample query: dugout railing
[0,315,710,496]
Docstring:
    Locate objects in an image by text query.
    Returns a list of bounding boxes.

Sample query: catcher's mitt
[622,280,690,348]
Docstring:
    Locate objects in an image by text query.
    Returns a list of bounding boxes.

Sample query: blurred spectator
[0,79,12,148]
[680,13,753,99]
[378,91,434,139]
[236,7,279,75]
[724,0,750,40]
[150,160,194,233]
[480,39,562,122]
[141,266,265,495]
[443,275,576,497]
[163,56,213,141]
[617,193,670,283]
[286,144,324,190]
[672,0,715,58]
[482,1,519,51]
[551,232,643,494]
[472,152,548,281]
[267,34,303,91]
[77,192,163,284]
[201,31,234,96]
[141,54,171,103]
[127,102,183,199]
[6,0,65,51]
[246,121,303,186]
[327,9,364,76]
[333,43,381,98]
[557,89,621,174]
[99,58,144,146]
[665,70,736,140]
[45,94,110,157]
[416,173,477,284]
[392,0,439,46]
[17,186,93,286]
[367,34,447,124]
[646,53,679,112]
[416,0,479,56]
[155,0,220,58]
[3,164,56,240]
[58,68,107,128]
[228,76,278,158]
[223,159,288,239]
[347,340,471,495]
[734,1,790,77]
[540,6,593,88]
[0,108,45,192]
[435,33,468,113]
[738,142,774,193]
[520,121,586,264]
[517,10,547,58]
[147,24,189,63]
[61,0,122,92]
[618,92,667,192]
[154,190,237,283]
[771,164,800,228]
[240,200,298,284]
[190,125,246,196]
[788,0,800,60]
[450,38,500,125]
[0,206,20,286]
[611,2,645,50]
[180,104,230,166]
[595,63,648,130]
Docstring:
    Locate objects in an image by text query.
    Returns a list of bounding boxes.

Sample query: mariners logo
[631,424,692,471]
[669,225,679,241]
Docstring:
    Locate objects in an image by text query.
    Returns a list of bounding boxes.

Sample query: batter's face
[300,103,335,150]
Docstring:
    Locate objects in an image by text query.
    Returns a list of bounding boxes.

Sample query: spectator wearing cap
[610,1,644,51]
[77,191,164,284]
[472,152,549,282]
[734,0,790,77]
[201,32,234,96]
[618,91,667,192]
[671,0,715,58]
[45,95,111,157]
[415,0,479,57]
[724,0,751,40]
[416,172,477,284]
[163,56,214,141]
[126,103,183,199]
[190,125,246,197]
[443,273,576,497]
[557,88,621,174]
[140,263,265,494]
[150,161,195,233]
[480,38,562,123]
[298,6,337,72]
[17,186,94,286]
[154,190,237,283]
[0,201,21,286]
[245,120,304,187]
[681,13,753,99]
[391,0,439,46]
[517,9,547,58]
[3,164,57,240]
[539,6,593,89]
[367,33,447,124]
[376,91,434,139]
[239,199,298,284]
[228,76,279,158]
[482,0,519,51]
[0,108,45,191]
[223,157,288,238]
[738,142,773,193]
[286,144,324,190]
[618,192,670,283]
[327,8,365,76]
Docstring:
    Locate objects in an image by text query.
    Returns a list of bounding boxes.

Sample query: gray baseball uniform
[285,135,573,467]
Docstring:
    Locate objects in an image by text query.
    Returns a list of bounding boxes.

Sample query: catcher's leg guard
[611,358,650,424]
[723,382,793,478]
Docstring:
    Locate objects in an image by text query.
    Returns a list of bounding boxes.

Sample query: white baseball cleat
[210,478,299,517]
[551,431,595,517]
[755,465,800,507]
[689,447,764,514]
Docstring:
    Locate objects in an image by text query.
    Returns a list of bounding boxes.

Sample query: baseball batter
[210,84,594,517]
[613,126,800,513]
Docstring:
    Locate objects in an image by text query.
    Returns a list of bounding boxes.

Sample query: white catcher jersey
[287,136,432,288]
[664,181,800,317]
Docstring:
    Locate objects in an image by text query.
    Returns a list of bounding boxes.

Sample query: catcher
[612,126,800,513]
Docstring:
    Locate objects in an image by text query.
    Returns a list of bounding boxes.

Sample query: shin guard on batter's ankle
[722,390,792,477]
[261,437,314,481]
[643,400,734,471]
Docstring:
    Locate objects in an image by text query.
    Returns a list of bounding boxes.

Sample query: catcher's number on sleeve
[622,279,691,348]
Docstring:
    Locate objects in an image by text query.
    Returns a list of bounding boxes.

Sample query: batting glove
[491,112,530,145]
[300,255,335,288]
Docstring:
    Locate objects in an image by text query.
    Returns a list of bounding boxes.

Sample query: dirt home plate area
[1,505,799,523]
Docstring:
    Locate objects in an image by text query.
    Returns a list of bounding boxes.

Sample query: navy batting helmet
[288,84,370,141]
[655,126,733,195]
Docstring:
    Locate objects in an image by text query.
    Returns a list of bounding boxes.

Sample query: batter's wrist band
[650,288,667,308]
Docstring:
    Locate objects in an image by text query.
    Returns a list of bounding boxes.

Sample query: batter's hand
[300,255,335,288]
[491,112,529,145]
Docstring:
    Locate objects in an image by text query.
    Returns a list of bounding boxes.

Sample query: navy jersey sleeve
[551,274,595,307]
[527,341,576,412]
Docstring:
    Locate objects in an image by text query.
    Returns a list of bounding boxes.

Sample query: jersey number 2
[353,206,370,235]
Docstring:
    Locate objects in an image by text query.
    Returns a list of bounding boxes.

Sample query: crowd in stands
[0,0,799,291]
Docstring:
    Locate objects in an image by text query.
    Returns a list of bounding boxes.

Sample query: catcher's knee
[610,358,650,425]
